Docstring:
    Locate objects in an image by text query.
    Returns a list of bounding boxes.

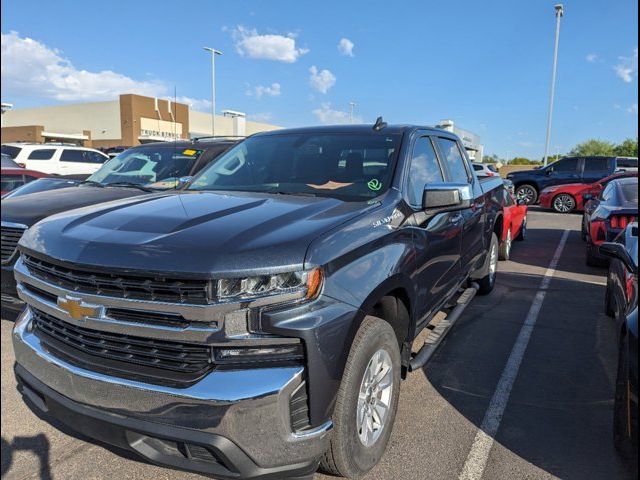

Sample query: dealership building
[0,94,280,148]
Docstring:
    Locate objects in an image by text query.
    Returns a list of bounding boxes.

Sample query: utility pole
[203,47,223,135]
[349,102,357,124]
[543,4,564,167]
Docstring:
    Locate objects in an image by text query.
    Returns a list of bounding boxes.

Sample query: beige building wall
[2,100,122,140]
[189,110,281,137]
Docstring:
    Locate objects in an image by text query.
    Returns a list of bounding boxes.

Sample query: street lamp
[203,47,223,135]
[543,4,564,167]
[349,102,357,124]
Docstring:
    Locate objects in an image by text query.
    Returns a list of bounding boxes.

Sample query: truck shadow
[1,434,52,480]
[418,271,633,479]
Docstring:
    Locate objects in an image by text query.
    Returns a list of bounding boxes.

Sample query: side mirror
[599,242,638,275]
[177,176,193,189]
[422,183,472,211]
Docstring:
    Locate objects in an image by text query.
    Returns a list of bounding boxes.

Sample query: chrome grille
[1,225,26,263]
[23,254,212,304]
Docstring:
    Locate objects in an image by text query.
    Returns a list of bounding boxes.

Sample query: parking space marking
[458,229,570,480]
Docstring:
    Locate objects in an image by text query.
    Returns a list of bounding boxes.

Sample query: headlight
[217,268,323,303]
[214,343,304,365]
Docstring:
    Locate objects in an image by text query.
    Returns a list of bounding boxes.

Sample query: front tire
[552,193,576,213]
[516,184,538,205]
[499,228,512,261]
[477,233,499,295]
[515,216,527,241]
[320,316,401,478]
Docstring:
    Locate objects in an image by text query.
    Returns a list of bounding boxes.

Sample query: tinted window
[617,158,638,168]
[1,174,26,192]
[1,145,22,159]
[583,158,609,172]
[190,133,402,201]
[60,149,86,163]
[27,149,55,160]
[473,164,483,171]
[620,183,639,203]
[552,158,580,173]
[407,137,444,206]
[435,137,469,183]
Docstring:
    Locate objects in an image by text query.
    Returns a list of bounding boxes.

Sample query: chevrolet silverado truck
[1,138,237,317]
[12,123,505,479]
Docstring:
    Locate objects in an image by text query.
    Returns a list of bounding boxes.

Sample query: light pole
[203,47,223,135]
[543,4,564,167]
[349,102,357,124]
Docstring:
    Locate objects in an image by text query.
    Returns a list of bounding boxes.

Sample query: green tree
[613,138,638,157]
[510,157,541,165]
[570,139,616,156]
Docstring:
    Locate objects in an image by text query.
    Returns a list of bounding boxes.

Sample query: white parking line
[458,229,571,480]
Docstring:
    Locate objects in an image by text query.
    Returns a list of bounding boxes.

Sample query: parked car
[583,177,638,266]
[12,124,507,479]
[539,171,638,213]
[1,138,238,315]
[600,229,638,467]
[507,156,638,205]
[1,167,49,196]
[472,162,500,178]
[1,152,22,168]
[498,189,528,260]
[2,177,80,199]
[1,143,109,176]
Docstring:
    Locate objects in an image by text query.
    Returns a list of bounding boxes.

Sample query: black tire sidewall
[517,184,538,204]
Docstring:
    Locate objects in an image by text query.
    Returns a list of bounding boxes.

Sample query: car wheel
[477,233,499,295]
[515,216,527,241]
[499,228,512,261]
[613,333,637,464]
[320,316,401,478]
[604,277,616,318]
[552,193,576,213]
[516,184,538,205]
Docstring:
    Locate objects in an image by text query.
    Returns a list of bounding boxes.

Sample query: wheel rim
[516,186,536,204]
[357,349,394,447]
[553,194,575,213]
[505,229,512,255]
[489,241,498,282]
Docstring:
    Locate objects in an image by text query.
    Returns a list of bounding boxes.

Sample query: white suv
[1,143,109,176]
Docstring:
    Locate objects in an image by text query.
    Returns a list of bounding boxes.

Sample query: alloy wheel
[516,186,537,205]
[553,194,576,213]
[357,349,394,447]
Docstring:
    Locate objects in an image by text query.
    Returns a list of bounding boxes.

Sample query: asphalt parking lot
[0,209,634,480]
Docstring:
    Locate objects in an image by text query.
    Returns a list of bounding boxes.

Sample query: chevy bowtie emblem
[57,295,103,321]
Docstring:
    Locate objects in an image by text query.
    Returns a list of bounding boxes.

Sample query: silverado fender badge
[57,295,104,322]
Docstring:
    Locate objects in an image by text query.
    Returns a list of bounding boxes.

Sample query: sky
[1,0,638,159]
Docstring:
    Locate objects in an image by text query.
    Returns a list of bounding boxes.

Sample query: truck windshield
[87,146,203,189]
[188,133,402,201]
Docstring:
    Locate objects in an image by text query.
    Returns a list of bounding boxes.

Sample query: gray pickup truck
[13,122,505,479]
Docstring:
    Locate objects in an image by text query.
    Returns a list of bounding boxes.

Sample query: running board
[409,283,479,372]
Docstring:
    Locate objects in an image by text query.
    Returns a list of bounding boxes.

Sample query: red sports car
[499,189,528,260]
[1,167,49,196]
[539,171,638,213]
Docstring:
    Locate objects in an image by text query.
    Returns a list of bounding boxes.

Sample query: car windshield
[188,133,402,201]
[87,145,204,189]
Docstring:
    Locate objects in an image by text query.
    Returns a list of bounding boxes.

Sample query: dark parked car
[1,177,80,199]
[1,167,49,196]
[583,177,638,266]
[507,156,638,205]
[600,228,638,468]
[1,138,238,315]
[12,124,507,479]
[1,153,22,168]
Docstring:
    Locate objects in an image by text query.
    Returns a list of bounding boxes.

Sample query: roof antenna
[373,116,387,132]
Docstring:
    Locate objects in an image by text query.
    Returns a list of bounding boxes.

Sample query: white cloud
[246,82,282,99]
[586,53,599,63]
[248,112,273,123]
[338,38,355,57]
[628,103,638,115]
[312,103,361,124]
[614,47,638,83]
[174,96,211,112]
[231,26,308,63]
[1,31,166,102]
[309,66,336,94]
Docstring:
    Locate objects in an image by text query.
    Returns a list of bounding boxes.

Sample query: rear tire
[604,278,616,318]
[477,233,499,295]
[613,334,637,465]
[515,216,527,241]
[515,184,538,205]
[320,316,401,478]
[499,228,512,261]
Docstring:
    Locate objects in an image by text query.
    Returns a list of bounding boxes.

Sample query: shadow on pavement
[2,434,52,480]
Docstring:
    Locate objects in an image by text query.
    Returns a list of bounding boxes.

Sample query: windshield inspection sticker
[368,179,382,191]
[182,149,198,156]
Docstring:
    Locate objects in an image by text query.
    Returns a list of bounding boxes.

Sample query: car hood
[1,186,146,227]
[20,191,373,277]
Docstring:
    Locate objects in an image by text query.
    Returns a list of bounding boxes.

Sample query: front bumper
[13,309,332,479]
[538,191,556,209]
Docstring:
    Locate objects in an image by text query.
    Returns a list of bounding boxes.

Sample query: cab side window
[407,137,444,207]
[435,137,470,183]
[27,149,55,160]
[552,157,580,173]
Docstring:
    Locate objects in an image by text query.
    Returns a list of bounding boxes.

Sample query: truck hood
[1,186,145,227]
[20,191,373,277]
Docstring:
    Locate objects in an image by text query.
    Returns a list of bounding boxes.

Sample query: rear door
[23,147,57,174]
[581,157,612,183]
[58,149,105,175]
[407,135,462,323]
[546,157,581,186]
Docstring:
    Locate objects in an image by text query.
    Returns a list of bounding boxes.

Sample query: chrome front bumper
[13,309,332,470]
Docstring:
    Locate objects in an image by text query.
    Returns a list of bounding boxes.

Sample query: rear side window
[553,158,580,173]
[60,149,105,163]
[1,174,26,192]
[583,158,610,172]
[617,158,638,168]
[620,183,639,203]
[27,149,56,160]
[435,137,470,183]
[1,145,22,159]
[407,137,444,206]
[473,164,483,172]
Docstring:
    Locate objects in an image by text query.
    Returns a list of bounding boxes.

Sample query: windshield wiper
[79,180,105,188]
[104,182,154,192]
